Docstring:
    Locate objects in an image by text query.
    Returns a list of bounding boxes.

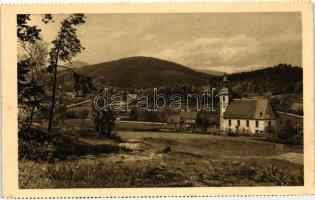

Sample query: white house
[218,75,278,136]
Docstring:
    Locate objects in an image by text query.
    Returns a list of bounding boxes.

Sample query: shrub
[18,128,124,162]
[18,129,58,162]
[278,119,301,144]
[65,110,80,119]
[92,102,115,136]
[65,108,90,119]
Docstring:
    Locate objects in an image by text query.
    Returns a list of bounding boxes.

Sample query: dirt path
[272,152,303,164]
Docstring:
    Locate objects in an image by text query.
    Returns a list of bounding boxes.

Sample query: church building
[218,75,279,136]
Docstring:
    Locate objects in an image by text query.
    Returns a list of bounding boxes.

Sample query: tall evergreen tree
[47,14,86,133]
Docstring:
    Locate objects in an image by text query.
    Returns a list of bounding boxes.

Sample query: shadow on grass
[56,138,131,158]
[18,128,130,162]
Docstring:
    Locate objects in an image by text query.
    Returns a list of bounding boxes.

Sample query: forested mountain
[61,56,213,89]
[59,59,302,97]
[209,64,302,96]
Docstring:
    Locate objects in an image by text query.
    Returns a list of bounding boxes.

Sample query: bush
[92,102,115,136]
[18,128,125,162]
[65,108,90,119]
[65,110,80,119]
[18,129,58,162]
[278,119,301,144]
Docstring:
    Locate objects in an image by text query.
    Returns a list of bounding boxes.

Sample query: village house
[166,111,198,131]
[179,111,198,128]
[218,75,279,136]
[166,115,181,131]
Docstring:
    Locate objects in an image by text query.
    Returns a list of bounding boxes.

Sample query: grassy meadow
[19,131,303,188]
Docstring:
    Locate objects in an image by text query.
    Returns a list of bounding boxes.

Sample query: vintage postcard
[1,2,314,198]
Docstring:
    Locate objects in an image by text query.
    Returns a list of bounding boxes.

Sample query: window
[229,119,231,126]
[268,120,272,127]
[223,96,225,102]
[237,120,240,126]
[246,120,249,127]
[256,120,259,128]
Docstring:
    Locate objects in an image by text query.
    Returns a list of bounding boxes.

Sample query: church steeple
[223,73,228,87]
[218,74,230,130]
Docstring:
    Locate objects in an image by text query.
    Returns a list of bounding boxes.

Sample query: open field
[19,131,303,188]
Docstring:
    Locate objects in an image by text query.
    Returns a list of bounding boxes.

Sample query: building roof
[218,87,229,96]
[179,111,198,119]
[223,99,276,120]
[197,111,219,124]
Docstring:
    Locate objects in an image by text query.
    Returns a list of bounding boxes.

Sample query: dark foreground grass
[19,156,303,188]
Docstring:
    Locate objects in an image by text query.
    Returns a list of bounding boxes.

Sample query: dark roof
[179,111,198,119]
[197,112,219,124]
[197,111,219,119]
[223,99,276,120]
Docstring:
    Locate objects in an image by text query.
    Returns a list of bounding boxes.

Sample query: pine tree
[47,14,86,133]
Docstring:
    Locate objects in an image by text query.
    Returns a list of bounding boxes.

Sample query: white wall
[219,95,229,115]
[221,118,278,135]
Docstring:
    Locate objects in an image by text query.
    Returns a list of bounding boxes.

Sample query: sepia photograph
[0,1,314,198]
[15,12,307,189]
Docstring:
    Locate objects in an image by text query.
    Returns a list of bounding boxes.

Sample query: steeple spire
[223,73,228,87]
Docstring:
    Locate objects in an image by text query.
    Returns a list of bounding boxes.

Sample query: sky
[29,12,302,73]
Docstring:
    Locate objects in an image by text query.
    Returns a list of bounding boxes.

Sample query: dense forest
[209,64,303,96]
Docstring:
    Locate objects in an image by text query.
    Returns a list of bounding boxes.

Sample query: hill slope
[63,61,89,69]
[197,69,224,76]
[209,63,303,96]
[77,56,213,89]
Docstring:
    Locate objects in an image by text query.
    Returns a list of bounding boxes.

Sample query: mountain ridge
[63,61,90,69]
[76,56,213,89]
